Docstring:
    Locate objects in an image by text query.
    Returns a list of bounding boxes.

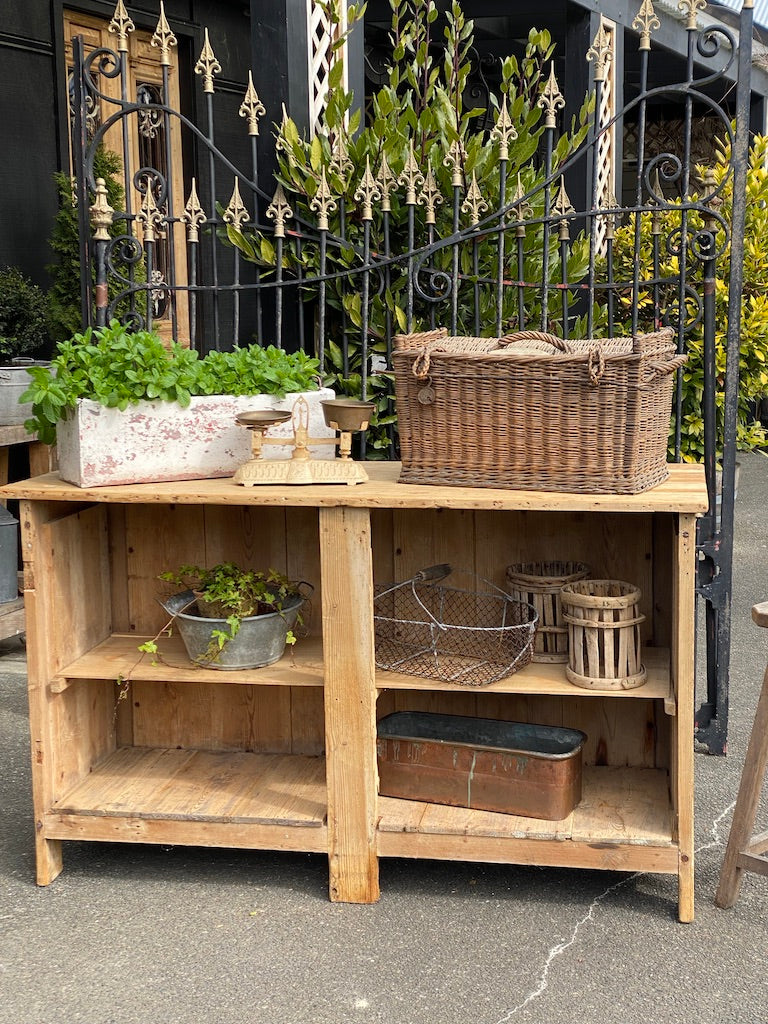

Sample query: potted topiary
[0,266,50,426]
[141,562,311,670]
[21,319,335,486]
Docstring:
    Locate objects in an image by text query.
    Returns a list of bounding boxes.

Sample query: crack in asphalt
[488,800,737,1023]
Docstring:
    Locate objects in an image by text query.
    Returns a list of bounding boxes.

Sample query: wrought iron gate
[72,0,755,754]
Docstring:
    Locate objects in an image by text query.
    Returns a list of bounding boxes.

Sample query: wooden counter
[3,463,706,921]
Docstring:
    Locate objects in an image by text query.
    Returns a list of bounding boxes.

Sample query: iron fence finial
[90,178,114,241]
[224,179,249,232]
[490,96,518,160]
[329,133,354,183]
[513,173,533,237]
[195,28,222,93]
[417,165,443,225]
[538,65,565,129]
[633,0,660,50]
[137,185,165,243]
[678,0,707,30]
[461,172,488,226]
[587,16,614,83]
[181,178,206,243]
[354,157,381,221]
[399,143,425,206]
[108,0,135,53]
[239,72,266,136]
[444,139,467,188]
[151,2,177,67]
[310,167,337,230]
[266,184,293,238]
[376,152,397,213]
[553,180,575,240]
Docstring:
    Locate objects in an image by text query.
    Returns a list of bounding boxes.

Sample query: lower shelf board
[50,746,327,829]
[377,767,674,851]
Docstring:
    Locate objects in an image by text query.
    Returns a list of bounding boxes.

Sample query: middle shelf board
[55,635,672,701]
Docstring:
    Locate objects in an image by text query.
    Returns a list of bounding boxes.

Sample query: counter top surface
[1,462,708,513]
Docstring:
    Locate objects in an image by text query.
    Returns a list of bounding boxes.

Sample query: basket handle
[411,341,445,379]
[642,353,688,382]
[499,331,572,352]
[415,563,452,582]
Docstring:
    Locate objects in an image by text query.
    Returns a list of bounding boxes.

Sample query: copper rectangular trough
[377,712,586,820]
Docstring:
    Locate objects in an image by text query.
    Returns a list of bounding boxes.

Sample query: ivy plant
[21,319,321,445]
[140,562,306,664]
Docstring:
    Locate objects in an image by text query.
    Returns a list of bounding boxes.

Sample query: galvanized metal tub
[377,711,586,820]
[160,589,304,670]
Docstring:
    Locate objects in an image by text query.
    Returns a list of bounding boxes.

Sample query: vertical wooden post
[20,499,63,884]
[319,506,379,903]
[673,511,697,922]
[716,602,768,908]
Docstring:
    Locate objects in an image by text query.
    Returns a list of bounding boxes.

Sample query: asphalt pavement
[2,455,768,1024]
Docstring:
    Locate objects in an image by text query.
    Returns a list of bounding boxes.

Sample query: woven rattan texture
[393,328,686,494]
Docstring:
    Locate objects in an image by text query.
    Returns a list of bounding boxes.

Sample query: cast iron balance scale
[233,397,375,486]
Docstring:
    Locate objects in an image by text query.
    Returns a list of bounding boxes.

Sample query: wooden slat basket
[560,579,647,690]
[392,327,687,494]
[505,561,591,663]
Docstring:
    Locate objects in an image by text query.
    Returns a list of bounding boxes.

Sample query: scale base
[234,458,368,487]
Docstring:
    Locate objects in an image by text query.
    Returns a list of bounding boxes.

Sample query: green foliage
[227,0,594,454]
[21,319,320,445]
[46,146,129,345]
[0,266,48,360]
[140,563,305,662]
[611,136,768,462]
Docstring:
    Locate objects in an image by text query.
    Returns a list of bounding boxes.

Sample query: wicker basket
[505,561,591,663]
[560,579,646,690]
[392,327,687,494]
[373,564,538,686]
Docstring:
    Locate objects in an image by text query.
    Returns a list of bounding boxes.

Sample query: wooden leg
[674,514,696,923]
[35,836,63,886]
[319,506,379,903]
[715,663,768,908]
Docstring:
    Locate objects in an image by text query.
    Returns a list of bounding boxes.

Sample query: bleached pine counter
[4,463,707,921]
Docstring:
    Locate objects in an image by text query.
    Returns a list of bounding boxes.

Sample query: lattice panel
[594,19,616,253]
[307,0,347,134]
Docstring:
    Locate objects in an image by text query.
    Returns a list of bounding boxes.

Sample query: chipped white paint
[56,388,336,487]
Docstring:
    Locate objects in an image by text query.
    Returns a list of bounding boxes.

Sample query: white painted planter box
[56,388,337,487]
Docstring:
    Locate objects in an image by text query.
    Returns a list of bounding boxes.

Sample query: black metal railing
[72,0,754,753]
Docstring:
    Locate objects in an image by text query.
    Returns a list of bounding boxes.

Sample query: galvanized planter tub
[160,589,304,670]
[0,359,50,425]
[377,711,586,820]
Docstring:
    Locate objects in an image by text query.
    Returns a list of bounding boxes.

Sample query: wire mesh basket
[373,565,538,686]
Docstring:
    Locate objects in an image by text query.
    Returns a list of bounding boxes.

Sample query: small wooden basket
[505,561,591,663]
[560,579,646,690]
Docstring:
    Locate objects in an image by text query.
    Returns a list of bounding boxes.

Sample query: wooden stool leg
[715,660,768,908]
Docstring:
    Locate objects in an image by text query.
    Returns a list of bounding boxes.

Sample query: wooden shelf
[13,469,702,917]
[55,635,671,704]
[51,746,327,828]
[377,647,671,699]
[53,633,325,688]
[378,767,676,869]
[1,461,709,513]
